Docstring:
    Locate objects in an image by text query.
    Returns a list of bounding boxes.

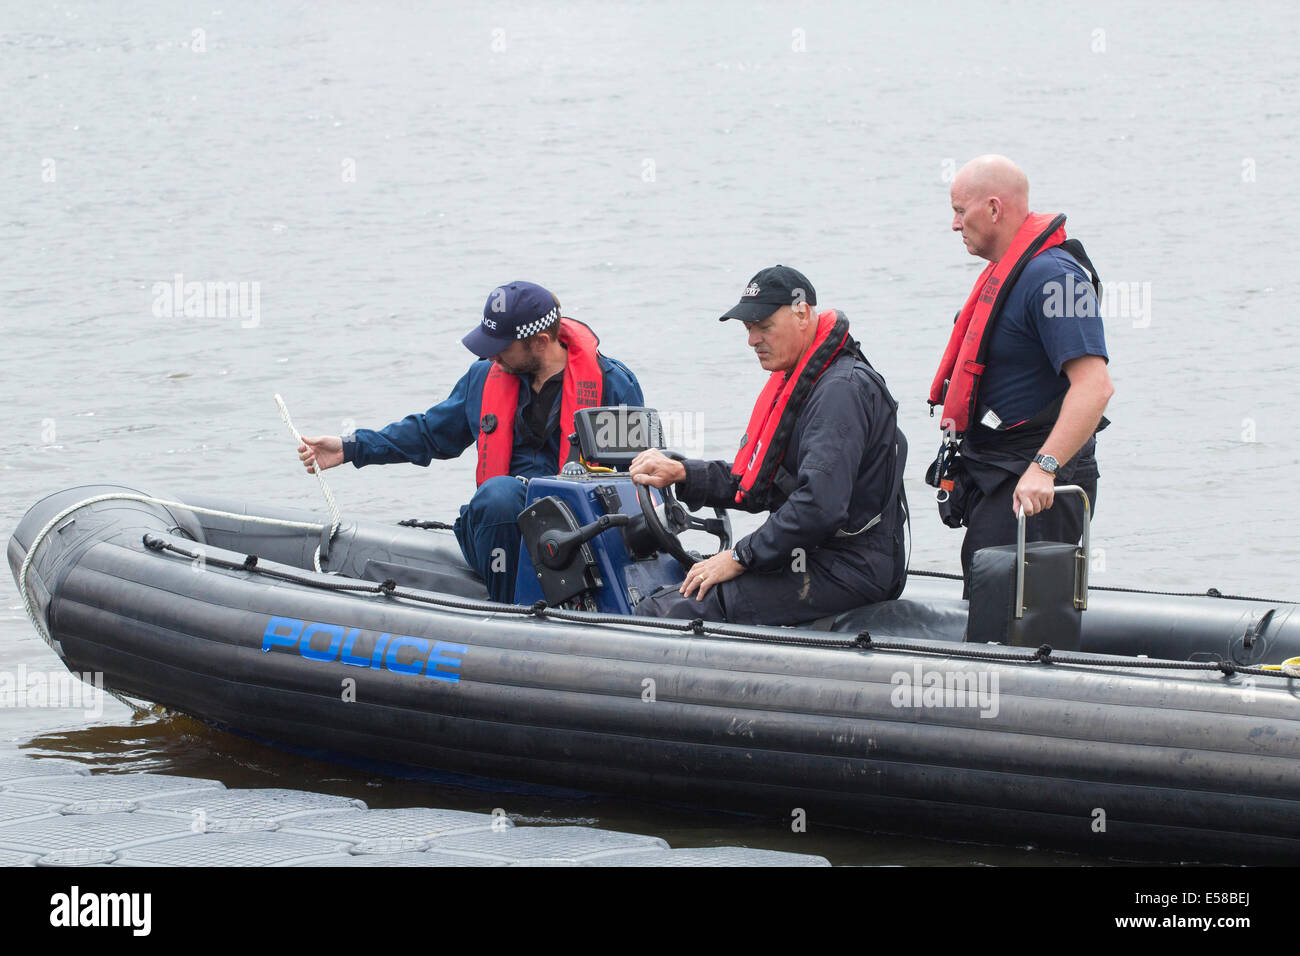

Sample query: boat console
[513,406,731,613]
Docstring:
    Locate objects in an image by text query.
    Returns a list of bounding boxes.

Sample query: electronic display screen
[572,406,664,468]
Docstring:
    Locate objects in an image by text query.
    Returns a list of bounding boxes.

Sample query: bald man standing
[928,155,1114,594]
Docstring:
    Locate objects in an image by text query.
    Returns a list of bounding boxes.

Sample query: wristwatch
[730,548,747,569]
[1032,453,1060,475]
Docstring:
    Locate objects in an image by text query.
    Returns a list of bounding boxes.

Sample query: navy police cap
[462,281,562,358]
[719,265,817,322]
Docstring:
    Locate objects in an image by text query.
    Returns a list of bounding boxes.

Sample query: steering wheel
[635,481,733,572]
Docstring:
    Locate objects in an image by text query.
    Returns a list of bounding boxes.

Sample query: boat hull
[11,485,1300,862]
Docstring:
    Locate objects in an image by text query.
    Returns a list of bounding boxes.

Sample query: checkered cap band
[515,305,560,338]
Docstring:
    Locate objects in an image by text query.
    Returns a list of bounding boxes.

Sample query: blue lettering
[385,635,431,676]
[426,642,469,683]
[262,616,303,653]
[339,628,371,667]
[260,618,468,684]
[300,622,345,662]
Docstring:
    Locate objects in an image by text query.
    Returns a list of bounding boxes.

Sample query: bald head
[954,155,1029,213]
[950,155,1031,262]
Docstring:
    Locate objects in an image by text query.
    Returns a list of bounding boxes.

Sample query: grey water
[2,0,1297,865]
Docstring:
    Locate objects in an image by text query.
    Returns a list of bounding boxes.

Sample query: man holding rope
[299,281,643,602]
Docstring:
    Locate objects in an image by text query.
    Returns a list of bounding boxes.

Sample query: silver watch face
[1035,454,1059,474]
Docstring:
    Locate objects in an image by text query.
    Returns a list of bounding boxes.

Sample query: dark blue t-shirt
[975,246,1109,428]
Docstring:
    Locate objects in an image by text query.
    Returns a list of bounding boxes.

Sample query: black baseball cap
[719,265,817,322]
[462,281,562,358]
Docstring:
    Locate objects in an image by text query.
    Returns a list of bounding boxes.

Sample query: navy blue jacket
[677,353,905,581]
[343,354,643,479]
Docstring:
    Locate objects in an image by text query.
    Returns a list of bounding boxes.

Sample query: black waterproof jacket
[676,351,908,622]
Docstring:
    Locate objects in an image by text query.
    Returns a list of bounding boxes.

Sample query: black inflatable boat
[9,408,1300,863]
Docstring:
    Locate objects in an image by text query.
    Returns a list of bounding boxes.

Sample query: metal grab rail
[1015,484,1091,619]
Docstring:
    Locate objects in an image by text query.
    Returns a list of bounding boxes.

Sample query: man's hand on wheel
[630,448,686,488]
[298,435,344,474]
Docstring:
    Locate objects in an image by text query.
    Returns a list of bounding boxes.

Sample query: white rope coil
[1262,656,1300,678]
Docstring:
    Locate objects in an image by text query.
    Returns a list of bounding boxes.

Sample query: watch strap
[1032,453,1059,474]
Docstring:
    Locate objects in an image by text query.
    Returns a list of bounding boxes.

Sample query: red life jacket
[928,212,1067,436]
[731,310,853,506]
[475,317,604,486]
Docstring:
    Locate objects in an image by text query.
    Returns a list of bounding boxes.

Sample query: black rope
[397,519,456,531]
[704,628,861,648]
[908,569,964,581]
[906,568,1294,605]
[1080,583,1282,602]
[138,534,1297,678]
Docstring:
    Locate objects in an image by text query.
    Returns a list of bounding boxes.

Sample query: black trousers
[635,581,730,622]
[633,540,896,626]
[959,445,1098,598]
